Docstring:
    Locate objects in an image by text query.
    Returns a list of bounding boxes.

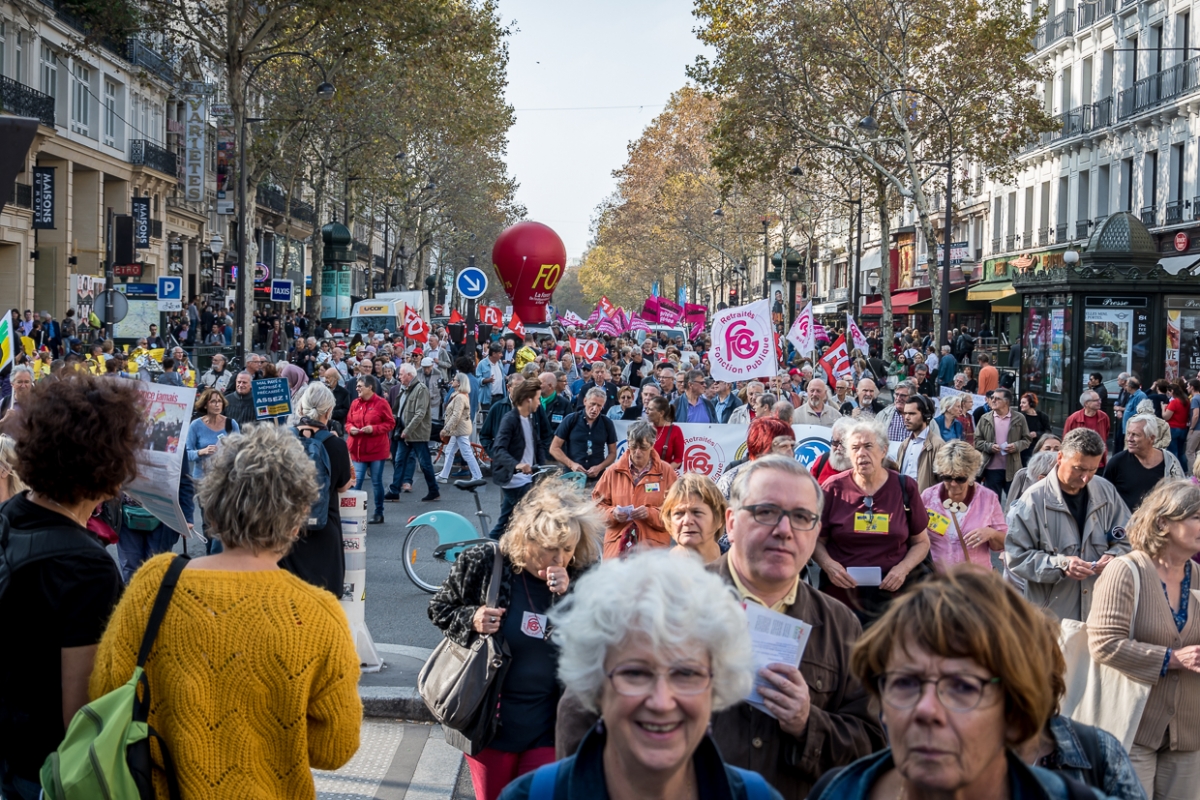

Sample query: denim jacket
[1041,716,1146,799]
[807,748,1117,800]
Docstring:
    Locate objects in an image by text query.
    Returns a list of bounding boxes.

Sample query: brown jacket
[1088,550,1200,750]
[553,558,885,797]
[895,422,945,493]
[592,450,677,559]
[973,409,1029,482]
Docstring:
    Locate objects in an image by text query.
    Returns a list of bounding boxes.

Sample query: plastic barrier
[339,489,383,673]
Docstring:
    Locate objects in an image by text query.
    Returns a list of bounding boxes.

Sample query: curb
[360,686,437,722]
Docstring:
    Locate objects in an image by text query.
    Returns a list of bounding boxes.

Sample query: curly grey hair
[553,550,753,713]
[840,418,890,454]
[197,425,318,554]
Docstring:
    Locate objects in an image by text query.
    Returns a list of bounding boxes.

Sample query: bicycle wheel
[402,524,453,593]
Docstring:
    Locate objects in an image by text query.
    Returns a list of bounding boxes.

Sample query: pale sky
[499,0,709,262]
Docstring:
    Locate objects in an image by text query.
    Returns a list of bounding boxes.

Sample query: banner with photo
[611,421,833,482]
[124,378,196,536]
[938,386,988,412]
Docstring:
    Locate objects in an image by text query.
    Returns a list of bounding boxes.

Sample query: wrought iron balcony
[0,75,55,127]
[1076,219,1090,239]
[1034,8,1075,50]
[1166,200,1186,225]
[256,185,316,225]
[1055,223,1069,243]
[1118,56,1200,120]
[1076,0,1114,28]
[1140,205,1158,226]
[130,139,178,177]
[126,40,175,84]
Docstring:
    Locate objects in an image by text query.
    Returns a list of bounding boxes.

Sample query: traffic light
[729,288,739,305]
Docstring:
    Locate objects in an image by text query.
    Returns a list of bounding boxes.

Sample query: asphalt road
[360,461,495,649]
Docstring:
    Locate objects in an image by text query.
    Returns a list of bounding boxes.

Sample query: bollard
[339,490,383,673]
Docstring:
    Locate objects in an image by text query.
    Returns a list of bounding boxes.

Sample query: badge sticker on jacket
[551,414,564,424]
[644,482,661,492]
[926,511,950,536]
[521,611,548,639]
[853,513,890,533]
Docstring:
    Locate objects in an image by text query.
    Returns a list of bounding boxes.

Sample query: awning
[813,302,845,314]
[861,289,929,315]
[858,247,881,275]
[992,296,1022,313]
[908,286,992,314]
[1157,255,1200,275]
[967,281,1016,302]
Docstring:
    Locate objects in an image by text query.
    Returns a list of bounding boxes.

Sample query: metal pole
[853,199,863,317]
[942,136,954,349]
[762,219,770,300]
[237,114,250,366]
[104,208,114,340]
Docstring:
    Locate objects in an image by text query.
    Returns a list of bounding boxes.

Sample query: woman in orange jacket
[593,420,677,558]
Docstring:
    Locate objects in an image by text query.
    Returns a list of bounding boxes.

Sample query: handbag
[1059,555,1151,752]
[418,542,510,754]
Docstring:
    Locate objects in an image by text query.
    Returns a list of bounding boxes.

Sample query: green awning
[908,286,991,313]
[967,280,1016,302]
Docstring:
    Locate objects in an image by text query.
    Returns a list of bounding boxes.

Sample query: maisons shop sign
[32,166,54,229]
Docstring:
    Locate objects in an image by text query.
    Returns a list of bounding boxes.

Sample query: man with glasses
[1064,390,1111,467]
[974,387,1029,500]
[833,378,855,411]
[810,417,853,483]
[672,368,717,424]
[712,378,742,423]
[709,456,885,797]
[1006,428,1131,622]
[878,381,911,442]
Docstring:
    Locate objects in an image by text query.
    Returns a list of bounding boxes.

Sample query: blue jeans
[116,520,181,583]
[983,468,1010,501]
[390,438,438,494]
[1171,426,1188,465]
[489,483,531,540]
[355,460,387,515]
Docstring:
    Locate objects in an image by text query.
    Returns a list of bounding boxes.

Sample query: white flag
[787,302,816,357]
[708,299,777,382]
[846,312,869,356]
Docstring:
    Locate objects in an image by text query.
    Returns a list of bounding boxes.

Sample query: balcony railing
[255,185,316,225]
[1077,0,1114,28]
[1005,233,1017,250]
[1076,219,1090,239]
[7,183,32,209]
[0,75,55,127]
[1118,55,1200,120]
[1035,8,1075,50]
[1166,199,1185,225]
[1140,205,1158,226]
[126,40,175,84]
[1056,223,1069,243]
[130,139,178,177]
[991,236,1002,253]
[1038,226,1050,246]
[1022,231,1033,248]
[1121,0,1137,7]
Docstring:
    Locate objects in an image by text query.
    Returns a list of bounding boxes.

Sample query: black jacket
[480,396,513,457]
[225,391,258,428]
[491,409,549,486]
[331,384,351,426]
[541,393,573,429]
[572,380,619,413]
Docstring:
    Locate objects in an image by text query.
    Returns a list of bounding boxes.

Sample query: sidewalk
[315,720,472,800]
[359,643,438,722]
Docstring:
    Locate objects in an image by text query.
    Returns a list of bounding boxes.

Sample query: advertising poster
[124,379,195,536]
[1082,305,1132,388]
[1047,308,1066,395]
[72,274,103,324]
[1021,305,1048,392]
[1166,297,1200,380]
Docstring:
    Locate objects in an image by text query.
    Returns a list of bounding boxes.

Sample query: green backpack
[40,555,186,800]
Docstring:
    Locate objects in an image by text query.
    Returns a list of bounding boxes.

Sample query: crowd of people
[2,312,1198,800]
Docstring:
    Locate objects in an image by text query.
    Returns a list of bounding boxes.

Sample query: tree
[692,0,1055,346]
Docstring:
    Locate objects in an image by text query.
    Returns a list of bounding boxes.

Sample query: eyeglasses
[740,503,820,531]
[938,475,970,484]
[878,672,1001,712]
[606,664,713,697]
[830,440,844,449]
[862,496,875,520]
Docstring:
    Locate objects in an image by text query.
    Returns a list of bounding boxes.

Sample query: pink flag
[642,296,662,323]
[813,322,831,344]
[787,301,815,356]
[690,321,704,341]
[629,314,652,333]
[658,298,683,326]
[597,315,622,336]
[683,303,708,325]
[585,306,601,327]
[846,313,870,355]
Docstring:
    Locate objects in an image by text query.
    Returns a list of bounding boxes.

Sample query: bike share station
[1011,211,1200,426]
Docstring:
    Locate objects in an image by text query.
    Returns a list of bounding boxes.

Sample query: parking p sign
[157,276,182,311]
[270,279,294,304]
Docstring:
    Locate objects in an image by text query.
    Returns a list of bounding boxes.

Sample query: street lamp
[236,52,334,366]
[860,88,954,346]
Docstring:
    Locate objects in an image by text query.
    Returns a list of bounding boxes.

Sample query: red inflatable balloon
[491,221,567,325]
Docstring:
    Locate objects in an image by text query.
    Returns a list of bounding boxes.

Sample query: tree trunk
[876,174,894,356]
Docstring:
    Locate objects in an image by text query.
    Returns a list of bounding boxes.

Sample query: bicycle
[401,465,587,592]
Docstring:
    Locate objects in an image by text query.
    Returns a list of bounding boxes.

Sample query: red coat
[346,394,394,462]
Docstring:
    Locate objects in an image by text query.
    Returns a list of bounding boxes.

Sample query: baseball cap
[788,368,801,376]
[421,357,434,367]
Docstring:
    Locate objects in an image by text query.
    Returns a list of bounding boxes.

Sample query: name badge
[645,482,660,492]
[551,414,563,424]
[520,611,548,639]
[927,511,950,536]
[853,513,890,533]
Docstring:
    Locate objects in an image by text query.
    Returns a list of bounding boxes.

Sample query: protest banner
[939,386,989,412]
[612,421,833,480]
[846,313,869,355]
[124,379,196,537]
[507,311,526,339]
[404,305,430,342]
[642,296,662,323]
[571,336,607,362]
[658,298,684,326]
[252,377,292,420]
[818,335,853,384]
[787,302,815,357]
[708,299,777,382]
[480,305,503,327]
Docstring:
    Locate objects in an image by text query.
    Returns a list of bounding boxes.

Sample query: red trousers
[465,746,556,800]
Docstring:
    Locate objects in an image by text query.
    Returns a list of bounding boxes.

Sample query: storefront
[1011,212,1200,426]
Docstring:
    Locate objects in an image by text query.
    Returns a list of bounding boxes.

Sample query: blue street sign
[456,267,489,300]
[157,276,182,311]
[270,279,294,303]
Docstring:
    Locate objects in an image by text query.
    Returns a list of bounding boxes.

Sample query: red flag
[571,336,607,363]
[598,296,615,318]
[448,309,464,324]
[404,305,430,343]
[479,305,502,327]
[508,311,526,340]
[818,335,852,385]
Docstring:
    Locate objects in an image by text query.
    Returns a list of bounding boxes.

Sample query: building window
[14,29,23,84]
[71,62,90,135]
[103,80,117,146]
[0,21,7,80]
[39,44,56,98]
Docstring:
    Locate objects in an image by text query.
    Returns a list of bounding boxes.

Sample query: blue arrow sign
[456,267,489,300]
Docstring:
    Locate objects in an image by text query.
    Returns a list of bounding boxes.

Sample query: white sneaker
[437,477,449,484]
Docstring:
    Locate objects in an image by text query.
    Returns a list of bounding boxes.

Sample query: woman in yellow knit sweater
[89,424,363,799]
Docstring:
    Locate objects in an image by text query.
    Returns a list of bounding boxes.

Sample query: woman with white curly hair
[500,551,781,800]
[1103,413,1185,512]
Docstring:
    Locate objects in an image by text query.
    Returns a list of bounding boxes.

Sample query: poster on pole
[124,378,195,536]
[251,377,292,420]
[708,299,777,382]
[938,386,988,413]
